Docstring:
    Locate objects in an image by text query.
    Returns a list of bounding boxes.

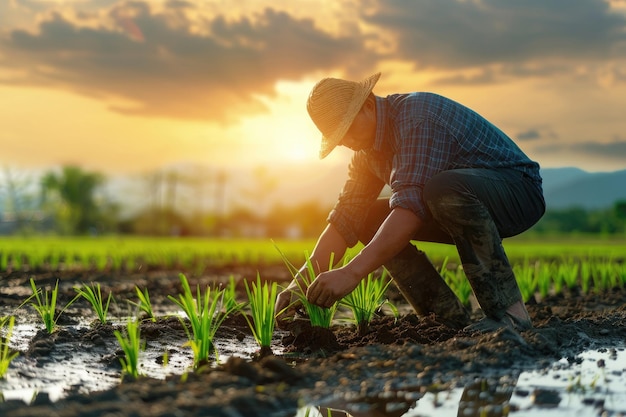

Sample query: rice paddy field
[0,234,624,273]
[0,235,625,417]
[1,235,625,303]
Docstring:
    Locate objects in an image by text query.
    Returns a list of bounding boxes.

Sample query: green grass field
[0,235,624,305]
[0,235,623,269]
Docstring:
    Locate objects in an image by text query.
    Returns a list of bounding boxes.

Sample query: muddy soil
[0,266,625,417]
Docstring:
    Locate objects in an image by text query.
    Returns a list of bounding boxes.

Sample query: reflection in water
[299,376,519,417]
[455,378,516,417]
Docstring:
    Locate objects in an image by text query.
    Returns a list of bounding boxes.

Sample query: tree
[1,166,39,234]
[41,165,106,234]
[615,200,626,235]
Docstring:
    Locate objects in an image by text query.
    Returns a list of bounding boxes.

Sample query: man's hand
[274,280,304,330]
[306,268,362,308]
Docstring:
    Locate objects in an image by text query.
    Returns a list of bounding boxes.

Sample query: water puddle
[0,315,285,404]
[299,346,626,417]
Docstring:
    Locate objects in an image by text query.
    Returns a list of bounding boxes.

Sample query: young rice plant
[340,269,398,335]
[74,282,113,324]
[221,275,247,314]
[129,286,156,322]
[168,274,241,368]
[113,318,143,379]
[243,273,278,355]
[276,247,338,329]
[0,316,19,379]
[28,278,77,333]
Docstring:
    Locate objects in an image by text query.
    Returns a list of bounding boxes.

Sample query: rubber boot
[385,245,471,329]
[427,193,531,328]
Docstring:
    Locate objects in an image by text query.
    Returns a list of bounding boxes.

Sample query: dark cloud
[0,2,377,122]
[3,0,625,123]
[431,68,498,85]
[517,129,541,141]
[536,137,626,161]
[571,138,626,160]
[432,62,576,86]
[364,0,626,69]
[516,127,558,142]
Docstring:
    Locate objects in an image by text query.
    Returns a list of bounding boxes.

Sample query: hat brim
[319,72,381,159]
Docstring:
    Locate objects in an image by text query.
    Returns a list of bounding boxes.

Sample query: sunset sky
[1,0,626,181]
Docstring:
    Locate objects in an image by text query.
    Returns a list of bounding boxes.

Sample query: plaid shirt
[328,92,542,247]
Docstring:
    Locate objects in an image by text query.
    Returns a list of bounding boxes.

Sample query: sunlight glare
[239,79,320,164]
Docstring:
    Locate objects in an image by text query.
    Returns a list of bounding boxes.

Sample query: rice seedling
[439,258,474,307]
[113,318,143,379]
[276,246,338,329]
[590,258,620,292]
[74,282,113,324]
[535,262,552,300]
[28,278,77,333]
[168,273,241,367]
[513,261,537,303]
[10,254,23,271]
[340,268,397,335]
[453,269,474,307]
[128,286,156,322]
[550,261,564,294]
[558,260,580,291]
[618,262,626,286]
[581,261,592,294]
[220,275,247,314]
[0,252,8,271]
[0,316,19,379]
[243,273,278,355]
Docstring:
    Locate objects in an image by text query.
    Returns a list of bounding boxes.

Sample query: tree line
[0,165,328,238]
[2,165,625,238]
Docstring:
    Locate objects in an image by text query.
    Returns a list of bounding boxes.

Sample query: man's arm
[306,207,421,308]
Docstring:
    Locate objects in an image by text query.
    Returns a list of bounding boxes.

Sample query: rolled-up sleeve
[389,118,456,220]
[328,154,385,247]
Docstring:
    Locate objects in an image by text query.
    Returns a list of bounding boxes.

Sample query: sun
[281,140,315,161]
[238,80,322,165]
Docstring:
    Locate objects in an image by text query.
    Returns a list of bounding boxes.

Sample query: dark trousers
[357,168,545,323]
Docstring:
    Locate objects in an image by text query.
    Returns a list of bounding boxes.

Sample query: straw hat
[307,72,381,159]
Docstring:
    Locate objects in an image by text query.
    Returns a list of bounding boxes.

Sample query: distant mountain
[280,165,626,211]
[541,167,626,210]
[260,165,626,212]
[540,167,589,191]
[102,161,626,213]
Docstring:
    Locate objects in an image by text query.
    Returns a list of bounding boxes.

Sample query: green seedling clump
[243,273,278,356]
[113,318,144,379]
[28,278,77,333]
[276,247,338,329]
[340,269,397,335]
[168,273,241,368]
[74,282,113,324]
[221,275,247,314]
[129,286,156,322]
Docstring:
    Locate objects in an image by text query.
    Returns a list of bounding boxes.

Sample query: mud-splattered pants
[357,168,545,327]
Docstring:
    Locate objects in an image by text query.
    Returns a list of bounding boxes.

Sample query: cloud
[516,129,541,141]
[364,0,626,70]
[2,0,625,124]
[536,137,626,162]
[516,127,558,142]
[0,1,377,122]
[570,137,626,160]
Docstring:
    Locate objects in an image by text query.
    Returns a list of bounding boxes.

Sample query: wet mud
[0,267,625,417]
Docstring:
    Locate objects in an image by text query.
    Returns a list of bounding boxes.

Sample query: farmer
[275,72,545,333]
